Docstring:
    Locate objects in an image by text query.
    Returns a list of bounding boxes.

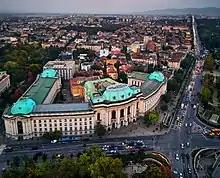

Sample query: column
[116,110,120,128]
[124,107,128,126]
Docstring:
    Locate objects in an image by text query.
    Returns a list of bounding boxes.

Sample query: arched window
[127,106,131,115]
[112,110,116,119]
[120,109,124,117]
[97,113,100,121]
[17,121,23,134]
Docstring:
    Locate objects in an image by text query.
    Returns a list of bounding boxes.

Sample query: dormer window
[128,93,131,96]
[121,95,124,99]
[113,96,116,100]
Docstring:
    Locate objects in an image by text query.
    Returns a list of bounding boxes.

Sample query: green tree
[114,60,121,75]
[144,164,163,178]
[28,64,42,75]
[117,71,128,83]
[94,124,106,137]
[204,55,215,71]
[201,87,212,103]
[89,156,126,178]
[144,111,160,125]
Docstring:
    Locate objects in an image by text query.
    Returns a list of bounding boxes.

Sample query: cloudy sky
[0,0,220,14]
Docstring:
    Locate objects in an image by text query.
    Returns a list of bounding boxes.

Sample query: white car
[175,154,179,160]
[181,143,184,149]
[189,123,192,127]
[186,142,190,147]
[179,172,183,178]
[185,123,188,127]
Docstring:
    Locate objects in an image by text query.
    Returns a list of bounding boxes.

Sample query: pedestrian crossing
[170,122,206,133]
[0,144,6,155]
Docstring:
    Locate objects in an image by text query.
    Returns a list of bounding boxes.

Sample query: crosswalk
[170,122,206,133]
[0,144,6,155]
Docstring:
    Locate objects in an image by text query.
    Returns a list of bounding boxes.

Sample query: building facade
[0,71,10,94]
[3,70,167,140]
[43,60,75,80]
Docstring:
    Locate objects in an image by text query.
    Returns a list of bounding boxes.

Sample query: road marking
[201,133,208,140]
[0,144,6,155]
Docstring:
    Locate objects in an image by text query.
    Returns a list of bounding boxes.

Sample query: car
[188,168,192,174]
[181,143,184,149]
[186,142,190,147]
[175,153,179,160]
[4,146,13,152]
[173,170,178,174]
[189,123,192,127]
[185,123,188,127]
[179,172,183,178]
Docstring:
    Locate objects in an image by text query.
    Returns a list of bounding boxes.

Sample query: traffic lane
[190,134,220,148]
[6,135,156,148]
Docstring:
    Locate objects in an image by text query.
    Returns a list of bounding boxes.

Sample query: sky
[0,0,220,14]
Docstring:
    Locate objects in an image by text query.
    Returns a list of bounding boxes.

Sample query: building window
[128,106,131,115]
[70,127,72,130]
[39,120,41,123]
[85,122,87,125]
[34,120,36,123]
[120,109,124,117]
[65,119,67,122]
[44,120,47,123]
[113,96,116,100]
[80,118,82,121]
[49,119,51,122]
[75,127,77,131]
[75,119,77,121]
[39,128,42,132]
[112,110,116,119]
[90,121,92,124]
[75,122,77,126]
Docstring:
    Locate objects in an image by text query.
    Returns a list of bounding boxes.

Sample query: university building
[3,69,167,140]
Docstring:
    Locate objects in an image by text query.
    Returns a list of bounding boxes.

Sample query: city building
[3,70,166,140]
[43,60,75,80]
[81,62,92,71]
[70,76,99,98]
[0,71,10,94]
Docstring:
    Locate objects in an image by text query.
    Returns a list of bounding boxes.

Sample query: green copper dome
[11,98,36,115]
[148,71,165,82]
[41,69,57,78]
[102,84,134,102]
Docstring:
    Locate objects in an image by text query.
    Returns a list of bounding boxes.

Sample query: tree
[89,156,126,178]
[42,130,62,140]
[144,164,163,178]
[28,64,42,75]
[201,87,212,103]
[204,55,215,71]
[42,153,48,162]
[114,60,121,75]
[94,124,106,137]
[144,111,160,125]
[117,71,128,84]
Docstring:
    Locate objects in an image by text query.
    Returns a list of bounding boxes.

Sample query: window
[65,127,67,131]
[70,127,72,130]
[34,120,36,123]
[85,126,87,130]
[44,120,47,123]
[69,119,72,122]
[97,113,100,121]
[60,123,62,126]
[128,106,131,115]
[120,109,124,117]
[39,120,41,123]
[112,110,116,119]
[80,118,82,121]
[90,126,92,129]
[80,127,82,130]
[113,96,116,100]
[75,122,77,126]
[44,124,47,127]
[90,121,92,124]
[75,127,77,131]
[85,122,87,125]
[49,119,51,122]
[75,119,77,121]
[80,123,82,125]
[34,128,37,132]
[39,128,42,132]
[121,95,124,99]
[65,119,67,122]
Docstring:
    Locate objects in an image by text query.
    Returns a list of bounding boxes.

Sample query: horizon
[0,0,220,14]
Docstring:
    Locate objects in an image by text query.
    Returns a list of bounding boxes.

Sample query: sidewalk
[106,117,168,138]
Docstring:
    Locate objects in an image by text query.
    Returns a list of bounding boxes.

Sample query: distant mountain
[140,7,220,16]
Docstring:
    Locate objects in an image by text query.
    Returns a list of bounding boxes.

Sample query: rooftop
[84,78,118,99]
[128,72,149,81]
[22,76,57,104]
[32,103,91,113]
